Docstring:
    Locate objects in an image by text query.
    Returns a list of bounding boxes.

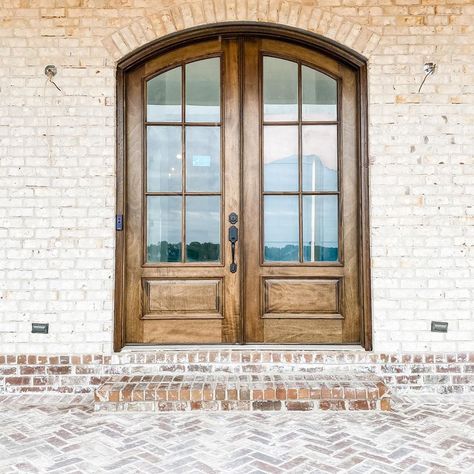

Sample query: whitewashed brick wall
[0,0,473,354]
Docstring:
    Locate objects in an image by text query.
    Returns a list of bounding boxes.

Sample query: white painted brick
[0,0,473,354]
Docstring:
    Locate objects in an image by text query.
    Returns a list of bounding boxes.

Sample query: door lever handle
[228,225,238,273]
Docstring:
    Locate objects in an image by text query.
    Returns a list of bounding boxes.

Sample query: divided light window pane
[302,125,338,192]
[186,58,220,122]
[186,196,221,262]
[147,196,182,263]
[302,66,337,121]
[264,126,298,192]
[147,126,182,192]
[303,195,338,262]
[186,126,220,192]
[263,57,298,122]
[147,67,182,122]
[264,196,299,262]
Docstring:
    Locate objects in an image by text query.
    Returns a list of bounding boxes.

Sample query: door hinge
[116,214,124,231]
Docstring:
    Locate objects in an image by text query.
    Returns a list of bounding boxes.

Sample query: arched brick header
[102,1,381,61]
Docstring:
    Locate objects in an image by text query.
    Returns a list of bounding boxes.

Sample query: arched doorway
[114,24,372,350]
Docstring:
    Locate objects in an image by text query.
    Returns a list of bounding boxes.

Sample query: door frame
[114,22,372,351]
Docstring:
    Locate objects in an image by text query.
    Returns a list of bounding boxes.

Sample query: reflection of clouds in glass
[303,195,338,262]
[186,58,220,122]
[186,126,220,192]
[264,196,299,261]
[264,126,298,191]
[147,66,182,122]
[264,126,298,164]
[186,196,220,245]
[148,197,182,244]
[302,125,337,171]
[263,57,298,122]
[147,196,182,262]
[302,65,337,121]
[147,126,182,192]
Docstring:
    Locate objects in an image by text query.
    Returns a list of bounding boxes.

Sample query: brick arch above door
[101,1,381,61]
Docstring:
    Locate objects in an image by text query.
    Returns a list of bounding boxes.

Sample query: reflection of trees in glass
[147,241,220,262]
[303,245,338,262]
[147,242,181,263]
[264,244,338,262]
[264,244,299,262]
[186,241,220,262]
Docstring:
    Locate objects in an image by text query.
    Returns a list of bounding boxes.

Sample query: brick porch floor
[0,393,472,473]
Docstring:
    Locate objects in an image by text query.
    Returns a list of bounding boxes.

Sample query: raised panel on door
[242,38,361,344]
[124,39,241,344]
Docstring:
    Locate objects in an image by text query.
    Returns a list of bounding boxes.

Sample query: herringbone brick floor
[0,394,472,473]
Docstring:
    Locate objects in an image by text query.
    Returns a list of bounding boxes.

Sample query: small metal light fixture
[44,64,61,92]
[418,62,436,93]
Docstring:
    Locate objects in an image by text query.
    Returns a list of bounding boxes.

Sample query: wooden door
[121,35,365,346]
[242,39,361,344]
[123,39,241,343]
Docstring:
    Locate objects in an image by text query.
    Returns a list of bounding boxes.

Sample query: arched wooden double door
[119,33,369,346]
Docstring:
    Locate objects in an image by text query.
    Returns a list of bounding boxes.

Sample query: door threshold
[121,344,366,352]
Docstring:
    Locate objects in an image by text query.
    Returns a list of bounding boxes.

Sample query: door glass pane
[147,67,182,122]
[302,66,337,121]
[147,126,182,192]
[147,196,182,263]
[264,196,299,262]
[186,196,220,262]
[302,125,338,192]
[263,57,298,122]
[186,58,220,122]
[186,126,220,192]
[303,195,338,262]
[264,126,298,192]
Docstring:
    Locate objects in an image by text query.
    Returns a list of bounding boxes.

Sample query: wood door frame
[114,22,372,351]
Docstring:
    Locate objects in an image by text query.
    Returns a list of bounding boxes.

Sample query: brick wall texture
[0,0,473,355]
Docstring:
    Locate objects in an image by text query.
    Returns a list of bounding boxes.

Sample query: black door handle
[228,225,238,273]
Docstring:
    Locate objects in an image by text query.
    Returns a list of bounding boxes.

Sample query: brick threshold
[94,373,391,412]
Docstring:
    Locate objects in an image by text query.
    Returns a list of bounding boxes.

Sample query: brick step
[94,373,391,412]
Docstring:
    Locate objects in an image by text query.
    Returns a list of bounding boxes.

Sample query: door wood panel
[118,31,369,347]
[143,278,223,319]
[263,278,342,318]
[242,38,361,344]
[123,38,241,344]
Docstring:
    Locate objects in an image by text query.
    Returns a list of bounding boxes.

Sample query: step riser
[95,399,390,412]
[94,373,390,412]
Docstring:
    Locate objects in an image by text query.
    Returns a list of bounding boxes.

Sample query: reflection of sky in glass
[264,126,298,191]
[264,196,299,261]
[147,67,182,122]
[302,125,337,192]
[263,57,298,122]
[186,58,220,122]
[147,196,182,262]
[186,126,220,192]
[147,126,182,192]
[186,196,220,262]
[303,195,338,262]
[302,65,337,121]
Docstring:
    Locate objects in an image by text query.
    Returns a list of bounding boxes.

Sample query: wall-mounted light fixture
[418,62,436,93]
[44,64,61,92]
